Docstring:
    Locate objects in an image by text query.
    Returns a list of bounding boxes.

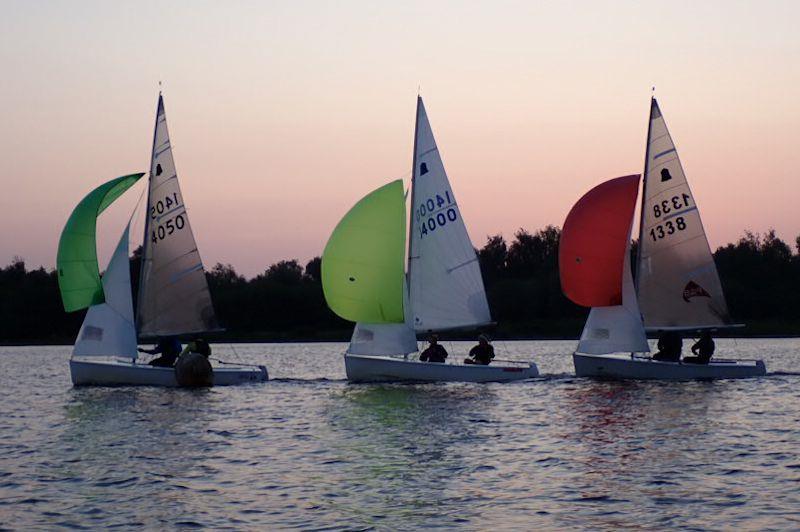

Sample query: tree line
[1,228,799,344]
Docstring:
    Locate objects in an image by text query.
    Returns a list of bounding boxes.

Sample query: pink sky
[1,1,798,277]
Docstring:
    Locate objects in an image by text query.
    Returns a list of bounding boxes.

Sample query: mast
[634,96,655,293]
[135,93,161,334]
[406,95,422,299]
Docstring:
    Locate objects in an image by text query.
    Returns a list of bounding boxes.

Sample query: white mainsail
[73,226,138,358]
[636,98,731,329]
[578,235,649,354]
[407,97,491,332]
[137,95,219,337]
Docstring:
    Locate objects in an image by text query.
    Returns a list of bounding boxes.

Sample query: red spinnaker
[559,174,641,307]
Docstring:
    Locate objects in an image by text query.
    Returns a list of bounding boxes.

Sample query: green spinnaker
[57,173,145,312]
[321,180,406,323]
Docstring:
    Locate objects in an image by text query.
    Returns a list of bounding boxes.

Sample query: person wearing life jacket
[419,334,448,363]
[139,337,182,367]
[683,331,715,364]
[464,334,495,365]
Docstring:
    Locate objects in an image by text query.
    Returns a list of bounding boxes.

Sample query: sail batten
[137,94,218,338]
[408,97,491,332]
[636,98,732,329]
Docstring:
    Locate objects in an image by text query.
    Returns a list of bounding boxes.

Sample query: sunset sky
[1,0,798,277]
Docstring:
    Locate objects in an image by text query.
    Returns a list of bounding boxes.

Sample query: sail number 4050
[151,214,186,243]
[416,191,458,238]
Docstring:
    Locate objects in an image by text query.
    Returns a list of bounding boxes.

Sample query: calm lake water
[1,339,800,530]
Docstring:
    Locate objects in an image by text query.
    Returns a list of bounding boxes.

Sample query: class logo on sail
[682,281,710,302]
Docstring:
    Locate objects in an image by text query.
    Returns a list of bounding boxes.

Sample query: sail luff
[406,96,422,301]
[634,97,654,292]
[136,94,161,331]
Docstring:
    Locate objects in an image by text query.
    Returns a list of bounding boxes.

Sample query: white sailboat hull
[573,353,766,380]
[344,354,538,383]
[70,357,268,387]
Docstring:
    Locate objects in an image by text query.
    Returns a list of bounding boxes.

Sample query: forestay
[73,226,138,358]
[636,98,731,329]
[408,97,491,332]
[137,95,219,337]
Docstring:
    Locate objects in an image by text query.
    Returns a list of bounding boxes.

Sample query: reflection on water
[1,342,800,529]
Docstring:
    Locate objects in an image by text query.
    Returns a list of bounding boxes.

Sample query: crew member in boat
[683,331,714,364]
[652,331,682,362]
[419,334,448,363]
[464,334,495,365]
[139,337,182,367]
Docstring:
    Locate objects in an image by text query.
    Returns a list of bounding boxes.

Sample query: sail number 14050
[416,190,458,238]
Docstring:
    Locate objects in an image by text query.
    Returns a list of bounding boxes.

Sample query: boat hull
[70,358,268,387]
[344,354,538,383]
[573,353,766,380]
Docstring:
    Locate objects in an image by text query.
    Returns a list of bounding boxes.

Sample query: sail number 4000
[416,191,458,238]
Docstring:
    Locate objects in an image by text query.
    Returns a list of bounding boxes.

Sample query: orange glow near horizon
[1,1,798,276]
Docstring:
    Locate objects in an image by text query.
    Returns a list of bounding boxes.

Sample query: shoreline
[4,334,800,347]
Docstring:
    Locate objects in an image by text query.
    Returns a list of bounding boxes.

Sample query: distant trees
[2,228,799,343]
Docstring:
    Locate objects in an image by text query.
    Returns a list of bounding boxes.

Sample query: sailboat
[321,97,538,383]
[58,94,268,386]
[560,98,766,379]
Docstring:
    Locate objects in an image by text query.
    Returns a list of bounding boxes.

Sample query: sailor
[139,336,182,367]
[683,331,715,364]
[419,334,448,363]
[464,334,495,365]
[652,331,682,362]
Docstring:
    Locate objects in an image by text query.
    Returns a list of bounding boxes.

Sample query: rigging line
[229,342,244,363]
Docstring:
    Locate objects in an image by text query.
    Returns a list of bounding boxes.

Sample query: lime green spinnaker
[57,173,144,312]
[322,180,406,323]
